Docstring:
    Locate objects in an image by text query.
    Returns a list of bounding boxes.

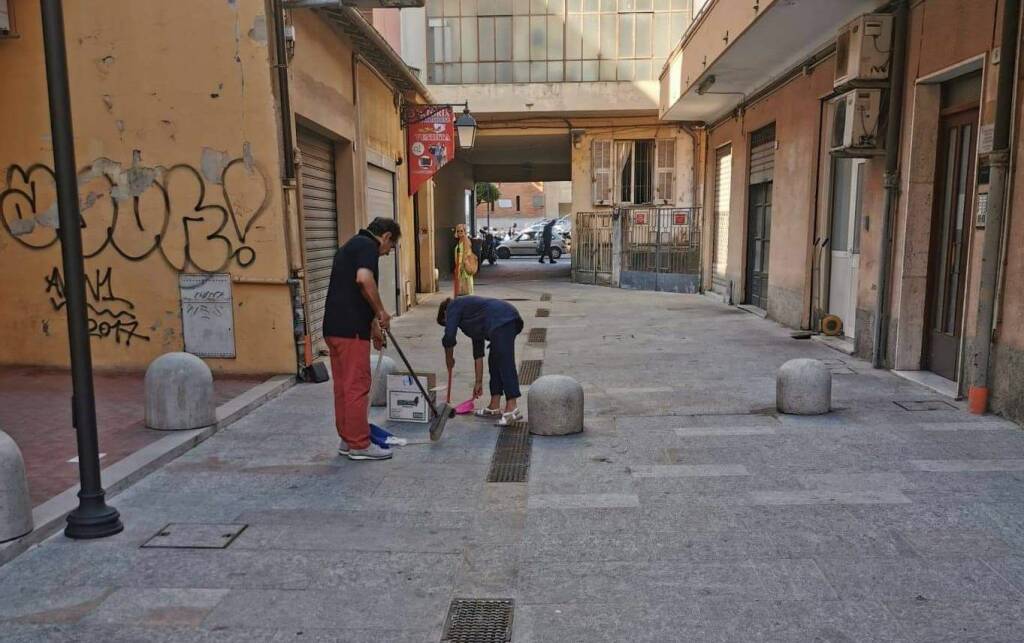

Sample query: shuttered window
[749,123,776,185]
[714,144,732,278]
[298,128,339,355]
[592,139,613,205]
[655,139,676,204]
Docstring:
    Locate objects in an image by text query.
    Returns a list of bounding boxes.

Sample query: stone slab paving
[1,257,1023,641]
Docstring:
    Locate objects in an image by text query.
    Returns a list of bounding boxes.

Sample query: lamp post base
[64,500,123,540]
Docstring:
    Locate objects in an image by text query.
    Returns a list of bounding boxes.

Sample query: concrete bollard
[777,358,831,415]
[0,431,33,543]
[145,352,216,431]
[370,354,397,407]
[528,374,584,436]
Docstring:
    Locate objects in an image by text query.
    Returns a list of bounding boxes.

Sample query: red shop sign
[634,211,647,225]
[673,212,687,226]
[406,106,455,196]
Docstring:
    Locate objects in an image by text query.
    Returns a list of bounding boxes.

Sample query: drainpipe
[967,0,1020,413]
[871,0,909,368]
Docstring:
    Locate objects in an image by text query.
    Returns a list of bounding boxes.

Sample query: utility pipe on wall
[967,0,1021,414]
[871,0,909,369]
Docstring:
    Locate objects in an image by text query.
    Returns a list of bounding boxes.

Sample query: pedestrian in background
[453,223,477,296]
[323,217,401,461]
[538,219,557,264]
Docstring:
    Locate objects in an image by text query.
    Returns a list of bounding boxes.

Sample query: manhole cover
[518,359,542,385]
[442,598,514,642]
[527,328,547,344]
[536,308,550,317]
[540,293,552,301]
[487,421,531,484]
[141,523,247,549]
[894,400,958,412]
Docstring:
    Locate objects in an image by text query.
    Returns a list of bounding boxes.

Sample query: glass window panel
[494,0,513,13]
[582,59,600,80]
[445,63,462,83]
[830,157,852,252]
[462,62,479,82]
[617,59,634,80]
[495,17,513,59]
[514,61,530,81]
[670,11,685,43]
[670,0,685,9]
[654,17,670,58]
[462,0,478,14]
[531,0,546,12]
[583,0,598,10]
[444,0,459,15]
[428,0,443,17]
[600,0,615,11]
[478,0,494,14]
[514,0,530,12]
[636,0,652,9]
[566,60,582,80]
[549,0,565,14]
[530,16,547,60]
[582,14,600,58]
[635,59,651,80]
[618,14,634,58]
[600,14,616,58]
[479,62,496,81]
[548,61,564,81]
[496,62,514,81]
[461,18,478,61]
[619,0,636,11]
[852,162,864,253]
[654,0,668,9]
[635,13,651,57]
[479,17,495,60]
[513,16,530,60]
[429,63,444,83]
[530,60,547,81]
[566,13,583,59]
[568,0,582,10]
[447,18,461,61]
[600,59,616,80]
[547,15,563,59]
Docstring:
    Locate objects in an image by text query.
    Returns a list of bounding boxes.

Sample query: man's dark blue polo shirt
[442,296,523,358]
[323,230,379,340]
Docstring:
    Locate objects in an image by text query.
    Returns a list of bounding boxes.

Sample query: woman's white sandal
[474,407,502,418]
[496,408,523,426]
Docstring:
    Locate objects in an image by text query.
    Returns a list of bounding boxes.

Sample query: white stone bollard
[145,352,216,431]
[777,358,831,415]
[370,354,397,407]
[528,375,584,436]
[0,430,33,543]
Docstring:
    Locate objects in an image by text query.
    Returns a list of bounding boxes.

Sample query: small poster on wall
[406,106,455,196]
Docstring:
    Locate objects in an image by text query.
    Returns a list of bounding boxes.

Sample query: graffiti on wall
[44,266,151,347]
[0,151,269,273]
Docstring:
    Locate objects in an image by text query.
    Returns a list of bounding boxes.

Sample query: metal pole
[967,0,1020,413]
[40,0,123,539]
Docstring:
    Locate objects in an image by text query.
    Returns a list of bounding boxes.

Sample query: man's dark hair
[367,217,401,240]
[437,297,452,326]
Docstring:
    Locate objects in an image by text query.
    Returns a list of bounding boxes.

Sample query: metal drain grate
[487,422,532,483]
[540,293,551,301]
[519,359,542,384]
[894,400,958,412]
[502,298,531,302]
[442,598,514,642]
[142,523,247,549]
[536,308,550,317]
[527,328,547,344]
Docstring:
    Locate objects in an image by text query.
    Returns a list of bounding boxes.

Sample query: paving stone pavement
[1,257,1023,642]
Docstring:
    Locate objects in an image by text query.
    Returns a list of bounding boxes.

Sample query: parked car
[497,229,567,259]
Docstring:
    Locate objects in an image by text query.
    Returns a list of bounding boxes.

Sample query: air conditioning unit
[0,0,11,36]
[834,13,893,88]
[829,89,884,156]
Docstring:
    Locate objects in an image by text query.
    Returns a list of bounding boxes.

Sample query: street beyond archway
[2,267,1023,641]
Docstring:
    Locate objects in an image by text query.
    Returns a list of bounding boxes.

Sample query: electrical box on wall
[0,0,12,36]
[834,13,893,88]
[828,89,885,156]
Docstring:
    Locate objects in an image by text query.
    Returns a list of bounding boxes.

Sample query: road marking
[910,459,1024,472]
[630,464,750,478]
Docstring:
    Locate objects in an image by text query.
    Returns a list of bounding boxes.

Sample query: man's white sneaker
[346,443,393,461]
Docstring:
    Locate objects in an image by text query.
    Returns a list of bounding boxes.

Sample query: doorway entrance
[745,124,775,310]
[924,106,978,380]
[828,158,866,339]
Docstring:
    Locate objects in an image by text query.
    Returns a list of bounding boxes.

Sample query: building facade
[661,0,1024,421]
[0,0,436,376]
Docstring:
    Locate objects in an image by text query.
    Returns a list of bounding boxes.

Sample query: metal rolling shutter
[366,164,399,315]
[713,144,732,279]
[298,128,338,354]
[749,123,776,185]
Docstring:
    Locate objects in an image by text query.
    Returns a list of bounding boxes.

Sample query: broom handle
[446,367,453,404]
[384,328,442,418]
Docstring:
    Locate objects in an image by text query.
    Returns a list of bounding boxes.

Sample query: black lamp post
[454,107,477,151]
[40,0,123,539]
[401,102,478,151]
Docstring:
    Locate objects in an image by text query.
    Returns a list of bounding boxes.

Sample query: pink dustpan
[454,399,475,415]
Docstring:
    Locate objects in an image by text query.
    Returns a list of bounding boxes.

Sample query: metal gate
[572,211,614,285]
[298,128,338,356]
[620,206,702,293]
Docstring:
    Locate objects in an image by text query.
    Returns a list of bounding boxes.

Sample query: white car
[497,229,567,259]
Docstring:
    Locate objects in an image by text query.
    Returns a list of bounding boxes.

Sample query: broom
[384,328,454,442]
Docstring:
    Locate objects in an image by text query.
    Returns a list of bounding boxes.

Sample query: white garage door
[366,164,399,315]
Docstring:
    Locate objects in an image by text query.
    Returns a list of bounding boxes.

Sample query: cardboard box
[386,373,436,423]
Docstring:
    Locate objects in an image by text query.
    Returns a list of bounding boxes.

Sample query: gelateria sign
[406,106,454,196]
